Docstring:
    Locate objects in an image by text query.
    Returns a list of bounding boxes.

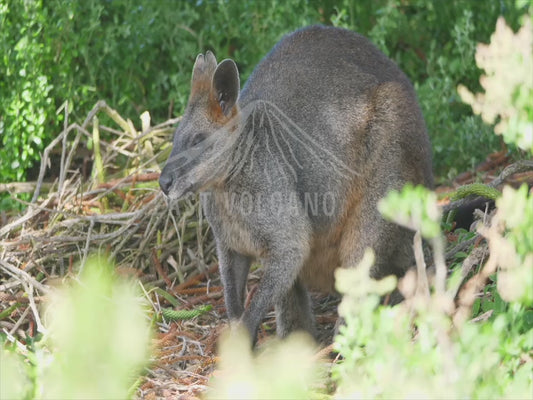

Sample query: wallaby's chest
[201,191,267,258]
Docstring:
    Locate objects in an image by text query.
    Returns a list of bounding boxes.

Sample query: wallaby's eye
[191,133,206,147]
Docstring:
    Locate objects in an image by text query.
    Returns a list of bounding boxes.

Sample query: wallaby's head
[159,51,240,200]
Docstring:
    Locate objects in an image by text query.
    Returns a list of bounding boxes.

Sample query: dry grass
[0,102,220,398]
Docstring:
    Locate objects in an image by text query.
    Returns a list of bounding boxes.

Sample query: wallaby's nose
[159,172,172,196]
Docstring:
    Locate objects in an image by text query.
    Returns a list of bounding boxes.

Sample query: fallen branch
[0,259,50,295]
[0,182,54,194]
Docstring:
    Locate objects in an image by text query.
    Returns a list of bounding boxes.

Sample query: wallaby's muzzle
[158,170,172,196]
[159,135,205,198]
[158,166,196,200]
[158,160,194,200]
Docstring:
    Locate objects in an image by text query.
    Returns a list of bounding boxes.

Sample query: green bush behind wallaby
[0,0,529,209]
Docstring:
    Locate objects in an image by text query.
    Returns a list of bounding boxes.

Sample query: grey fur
[160,25,433,344]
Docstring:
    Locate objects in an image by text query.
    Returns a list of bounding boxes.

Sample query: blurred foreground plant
[458,15,533,153]
[207,327,321,400]
[0,256,152,399]
[332,184,532,399]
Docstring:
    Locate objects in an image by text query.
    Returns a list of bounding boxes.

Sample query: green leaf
[472,298,481,316]
[523,310,533,331]
[154,287,179,307]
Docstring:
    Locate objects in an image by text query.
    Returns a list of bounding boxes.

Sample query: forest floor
[139,268,340,399]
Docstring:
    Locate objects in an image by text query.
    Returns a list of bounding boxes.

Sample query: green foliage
[1,0,530,199]
[332,183,532,399]
[490,185,533,305]
[42,257,152,399]
[0,256,152,399]
[497,185,533,260]
[474,277,509,318]
[0,341,32,399]
[0,1,53,182]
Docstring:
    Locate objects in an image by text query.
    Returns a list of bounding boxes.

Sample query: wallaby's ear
[192,51,217,80]
[190,51,218,98]
[212,59,240,116]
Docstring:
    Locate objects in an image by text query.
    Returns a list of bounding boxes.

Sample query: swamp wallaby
[160,25,433,343]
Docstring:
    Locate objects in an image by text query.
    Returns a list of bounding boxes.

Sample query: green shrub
[0,0,53,182]
[207,328,320,400]
[1,0,530,200]
[458,14,533,154]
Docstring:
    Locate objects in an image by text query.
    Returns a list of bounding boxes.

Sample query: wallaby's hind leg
[275,278,315,338]
[341,214,414,284]
[339,81,427,286]
[218,246,252,320]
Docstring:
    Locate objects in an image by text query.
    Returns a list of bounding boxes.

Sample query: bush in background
[1,0,530,203]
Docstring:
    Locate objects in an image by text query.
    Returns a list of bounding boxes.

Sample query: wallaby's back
[242,25,432,201]
[243,25,409,103]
